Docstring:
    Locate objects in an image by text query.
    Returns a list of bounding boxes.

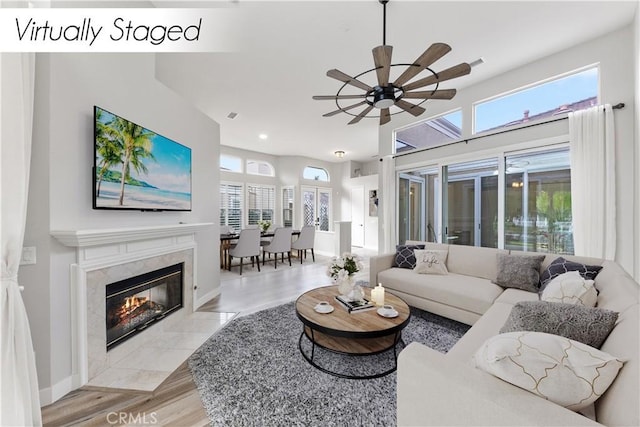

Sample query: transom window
[220,154,242,173]
[395,110,462,154]
[303,166,329,182]
[474,66,599,134]
[247,160,275,176]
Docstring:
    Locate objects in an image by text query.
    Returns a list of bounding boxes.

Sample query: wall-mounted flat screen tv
[93,106,192,211]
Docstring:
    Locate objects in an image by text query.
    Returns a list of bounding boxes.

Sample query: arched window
[247,160,275,177]
[220,154,242,173]
[303,166,329,182]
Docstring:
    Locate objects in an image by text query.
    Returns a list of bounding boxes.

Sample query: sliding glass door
[398,174,425,244]
[395,146,574,254]
[444,159,498,248]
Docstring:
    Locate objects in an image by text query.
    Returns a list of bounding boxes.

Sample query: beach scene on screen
[95,108,192,210]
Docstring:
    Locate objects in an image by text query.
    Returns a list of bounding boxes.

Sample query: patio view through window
[395,110,462,154]
[474,67,599,134]
[397,148,574,255]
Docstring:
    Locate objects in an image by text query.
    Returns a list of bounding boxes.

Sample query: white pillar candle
[372,283,385,306]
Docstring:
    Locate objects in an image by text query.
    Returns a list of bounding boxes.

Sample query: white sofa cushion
[474,331,623,411]
[378,268,503,315]
[447,245,507,281]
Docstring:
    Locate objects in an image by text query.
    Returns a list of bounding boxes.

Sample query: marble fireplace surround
[51,223,213,388]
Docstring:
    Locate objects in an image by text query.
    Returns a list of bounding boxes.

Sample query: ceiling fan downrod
[380,0,389,46]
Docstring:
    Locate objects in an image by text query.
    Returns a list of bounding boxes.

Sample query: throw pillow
[541,271,598,307]
[393,244,425,269]
[539,257,603,293]
[500,300,618,349]
[474,331,623,411]
[493,253,545,292]
[413,249,449,275]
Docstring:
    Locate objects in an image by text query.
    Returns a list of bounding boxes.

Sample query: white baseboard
[315,250,334,257]
[39,374,80,406]
[195,286,220,310]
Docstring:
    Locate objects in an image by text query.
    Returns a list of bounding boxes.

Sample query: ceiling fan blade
[393,43,451,87]
[323,101,368,117]
[395,99,426,117]
[372,45,393,87]
[380,108,391,125]
[348,105,374,125]
[327,69,373,92]
[402,89,457,100]
[312,94,367,101]
[403,63,471,92]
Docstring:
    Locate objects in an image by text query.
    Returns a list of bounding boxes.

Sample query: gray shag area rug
[188,301,470,427]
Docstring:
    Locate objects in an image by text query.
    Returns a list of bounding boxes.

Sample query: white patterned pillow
[413,249,448,275]
[474,331,623,411]
[541,271,597,307]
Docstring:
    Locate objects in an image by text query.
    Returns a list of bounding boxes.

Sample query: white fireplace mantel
[51,222,214,247]
[48,222,212,397]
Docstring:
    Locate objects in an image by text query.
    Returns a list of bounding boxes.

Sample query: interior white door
[351,186,365,247]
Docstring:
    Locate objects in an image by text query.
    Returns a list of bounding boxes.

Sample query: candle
[371,283,385,306]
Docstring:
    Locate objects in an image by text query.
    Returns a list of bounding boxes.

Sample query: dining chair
[291,225,315,263]
[262,227,293,269]
[228,228,261,275]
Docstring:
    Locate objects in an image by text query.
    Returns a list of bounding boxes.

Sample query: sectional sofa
[369,242,639,426]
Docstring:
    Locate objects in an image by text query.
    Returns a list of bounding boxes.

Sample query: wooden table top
[295,285,411,339]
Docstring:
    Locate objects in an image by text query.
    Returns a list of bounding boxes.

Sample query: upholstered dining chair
[228,228,261,275]
[291,225,315,264]
[262,227,292,269]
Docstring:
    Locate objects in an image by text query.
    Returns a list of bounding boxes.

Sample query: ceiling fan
[312,0,472,126]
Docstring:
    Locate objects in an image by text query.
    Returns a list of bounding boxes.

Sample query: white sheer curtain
[0,53,42,426]
[381,155,396,253]
[569,104,616,260]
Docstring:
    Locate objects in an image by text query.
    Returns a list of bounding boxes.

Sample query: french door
[301,186,332,231]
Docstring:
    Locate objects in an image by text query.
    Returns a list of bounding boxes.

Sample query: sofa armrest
[397,342,602,427]
[369,253,396,286]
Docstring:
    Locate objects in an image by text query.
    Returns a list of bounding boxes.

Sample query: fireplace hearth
[106,263,183,350]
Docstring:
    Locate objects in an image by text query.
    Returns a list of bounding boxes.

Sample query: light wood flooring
[41,249,374,426]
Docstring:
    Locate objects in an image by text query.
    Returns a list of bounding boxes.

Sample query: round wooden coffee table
[295,285,411,379]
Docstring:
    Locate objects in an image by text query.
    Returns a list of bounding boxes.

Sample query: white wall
[378,25,638,278]
[20,53,220,402]
[634,7,640,280]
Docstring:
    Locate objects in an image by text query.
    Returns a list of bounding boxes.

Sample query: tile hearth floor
[86,311,236,392]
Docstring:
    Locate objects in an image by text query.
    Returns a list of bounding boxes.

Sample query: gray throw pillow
[500,301,618,349]
[393,244,425,269]
[493,253,546,292]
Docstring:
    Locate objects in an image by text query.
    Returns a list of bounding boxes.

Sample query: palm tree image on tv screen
[94,106,192,211]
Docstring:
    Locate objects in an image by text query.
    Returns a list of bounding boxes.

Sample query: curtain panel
[0,52,42,425]
[568,104,616,260]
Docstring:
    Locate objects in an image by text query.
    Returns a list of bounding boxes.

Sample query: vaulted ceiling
[156,1,637,163]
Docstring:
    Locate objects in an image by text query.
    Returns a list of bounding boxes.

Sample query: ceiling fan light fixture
[312,0,471,126]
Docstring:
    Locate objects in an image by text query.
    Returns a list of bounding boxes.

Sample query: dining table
[220,229,301,270]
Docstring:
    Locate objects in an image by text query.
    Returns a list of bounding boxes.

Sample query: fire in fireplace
[106,263,183,350]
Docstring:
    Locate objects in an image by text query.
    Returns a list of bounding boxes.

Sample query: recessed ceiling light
[334,150,345,158]
[259,134,268,140]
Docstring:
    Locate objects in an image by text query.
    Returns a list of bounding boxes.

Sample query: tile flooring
[86,311,236,391]
[89,247,375,392]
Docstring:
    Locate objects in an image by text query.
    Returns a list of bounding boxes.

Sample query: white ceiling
[156,1,637,163]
